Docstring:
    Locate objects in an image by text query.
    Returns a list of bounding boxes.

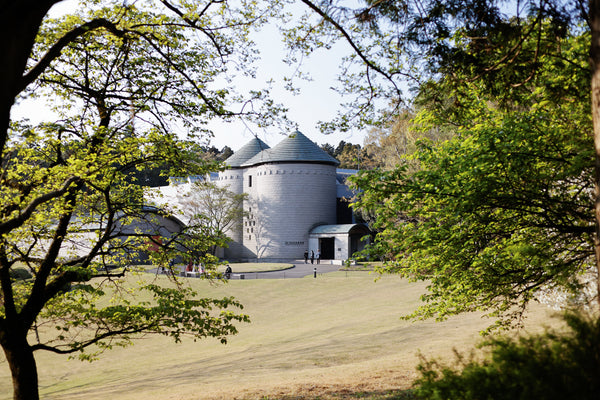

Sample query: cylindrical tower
[240,131,339,260]
[217,137,269,259]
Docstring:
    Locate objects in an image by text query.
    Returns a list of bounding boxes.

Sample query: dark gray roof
[241,131,340,167]
[224,137,270,168]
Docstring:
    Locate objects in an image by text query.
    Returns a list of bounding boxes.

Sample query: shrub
[413,311,600,400]
[9,267,32,280]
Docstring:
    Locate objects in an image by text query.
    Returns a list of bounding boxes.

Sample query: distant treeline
[134,141,380,187]
[132,145,234,187]
[320,140,375,170]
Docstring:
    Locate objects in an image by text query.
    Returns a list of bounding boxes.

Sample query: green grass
[0,271,560,400]
[340,261,384,271]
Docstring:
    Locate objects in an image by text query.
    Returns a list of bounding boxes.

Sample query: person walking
[316,250,320,264]
[310,250,314,264]
[304,250,309,264]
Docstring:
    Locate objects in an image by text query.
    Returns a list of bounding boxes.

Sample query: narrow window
[248,175,253,187]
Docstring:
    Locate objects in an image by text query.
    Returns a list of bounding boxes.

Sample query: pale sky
[11,1,370,152]
[206,38,369,151]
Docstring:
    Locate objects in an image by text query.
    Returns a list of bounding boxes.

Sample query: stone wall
[242,163,337,260]
[214,168,246,259]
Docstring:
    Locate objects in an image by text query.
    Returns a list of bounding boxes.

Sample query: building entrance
[319,237,335,260]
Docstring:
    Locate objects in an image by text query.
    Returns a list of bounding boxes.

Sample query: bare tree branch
[298,0,402,98]
[20,18,127,95]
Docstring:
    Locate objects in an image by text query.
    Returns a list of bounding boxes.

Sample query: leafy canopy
[351,25,594,329]
[1,0,286,371]
[414,312,600,399]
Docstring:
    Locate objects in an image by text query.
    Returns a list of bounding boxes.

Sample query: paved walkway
[154,260,342,280]
[229,260,341,279]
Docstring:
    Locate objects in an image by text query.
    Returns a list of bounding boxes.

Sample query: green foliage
[320,139,386,170]
[38,282,249,361]
[1,4,281,396]
[414,311,600,400]
[182,181,248,246]
[8,267,32,281]
[351,28,595,328]
[415,18,591,127]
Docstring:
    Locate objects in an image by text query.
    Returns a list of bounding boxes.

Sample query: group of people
[183,262,232,279]
[184,261,205,276]
[303,250,321,264]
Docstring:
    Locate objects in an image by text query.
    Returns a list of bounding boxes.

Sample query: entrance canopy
[308,223,371,261]
[309,224,370,236]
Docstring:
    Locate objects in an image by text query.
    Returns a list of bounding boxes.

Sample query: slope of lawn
[0,271,561,400]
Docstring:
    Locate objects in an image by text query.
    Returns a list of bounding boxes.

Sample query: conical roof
[224,137,270,168]
[241,131,339,167]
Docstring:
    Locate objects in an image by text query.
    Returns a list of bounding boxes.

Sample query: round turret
[217,136,270,195]
[216,137,270,258]
[241,131,338,260]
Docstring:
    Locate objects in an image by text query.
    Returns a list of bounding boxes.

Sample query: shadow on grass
[260,389,417,399]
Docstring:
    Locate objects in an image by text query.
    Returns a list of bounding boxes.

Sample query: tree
[320,142,336,158]
[336,142,362,169]
[282,1,600,324]
[177,181,247,257]
[414,311,600,399]
[0,1,282,399]
[321,141,380,169]
[218,146,234,161]
[363,111,455,171]
[351,27,595,328]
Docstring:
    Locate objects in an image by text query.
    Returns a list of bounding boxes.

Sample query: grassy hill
[0,271,560,400]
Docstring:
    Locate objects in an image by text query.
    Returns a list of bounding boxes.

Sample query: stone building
[150,131,369,262]
[214,131,368,261]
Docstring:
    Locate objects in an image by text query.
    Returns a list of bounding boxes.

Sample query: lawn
[0,271,561,400]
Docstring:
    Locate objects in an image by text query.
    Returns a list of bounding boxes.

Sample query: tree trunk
[0,0,58,158]
[1,4,61,400]
[590,0,600,310]
[1,335,40,400]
